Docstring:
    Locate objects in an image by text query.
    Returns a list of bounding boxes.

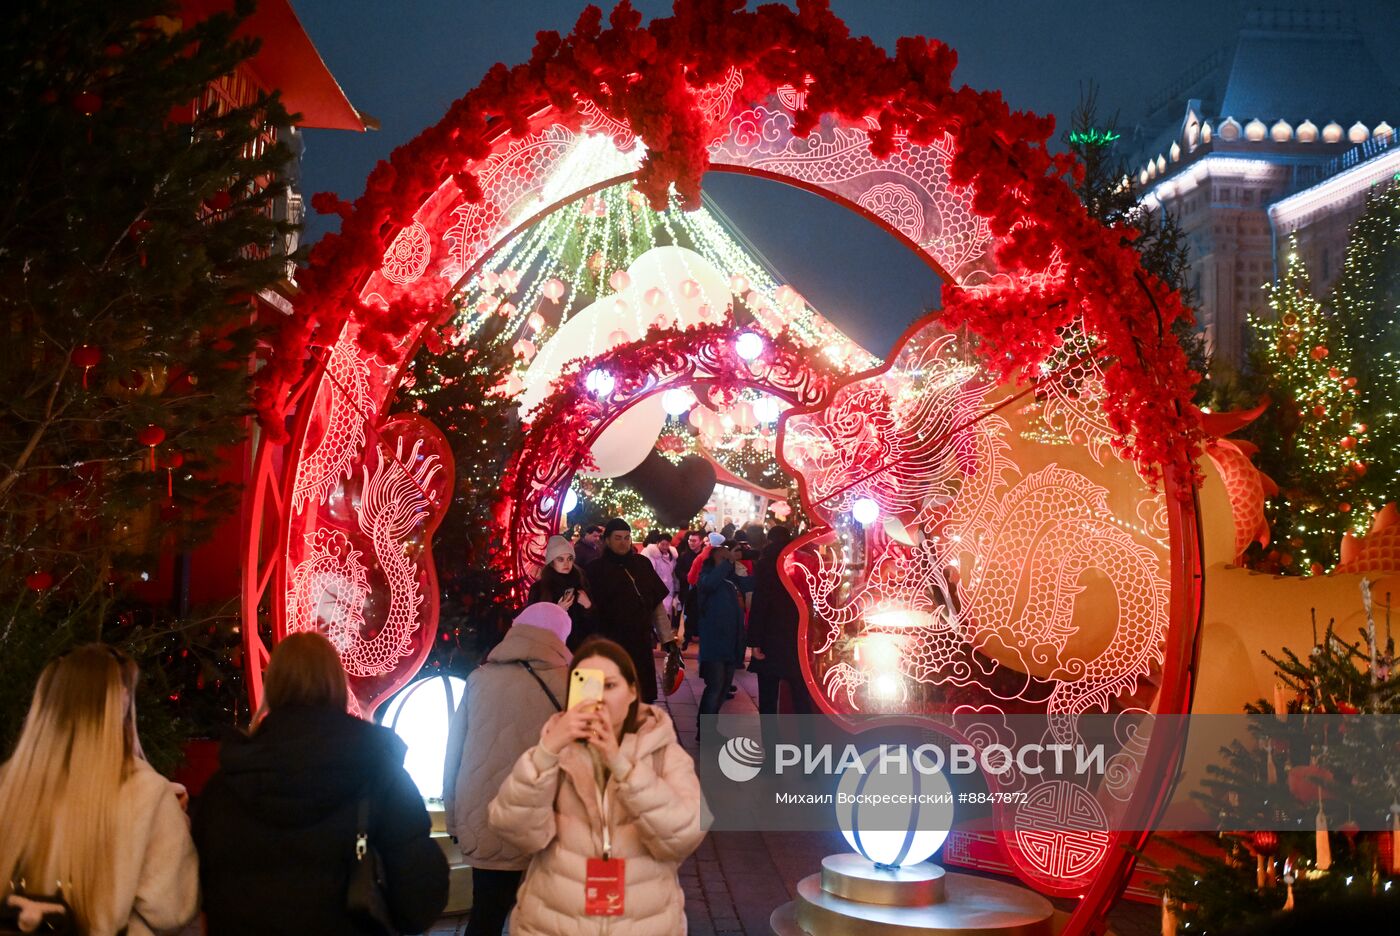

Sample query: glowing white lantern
[643,287,665,307]
[379,675,467,801]
[585,369,615,397]
[852,497,881,525]
[608,270,631,292]
[752,395,782,425]
[662,388,694,418]
[729,274,750,294]
[541,278,566,301]
[563,488,579,514]
[735,332,765,361]
[835,747,953,868]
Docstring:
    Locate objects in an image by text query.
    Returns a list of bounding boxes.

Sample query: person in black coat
[746,526,815,719]
[674,529,706,649]
[584,517,679,703]
[193,632,449,936]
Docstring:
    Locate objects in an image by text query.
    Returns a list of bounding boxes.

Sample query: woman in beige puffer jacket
[488,638,704,935]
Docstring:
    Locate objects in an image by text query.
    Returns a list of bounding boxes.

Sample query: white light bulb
[852,497,880,525]
[735,332,765,361]
[585,369,615,396]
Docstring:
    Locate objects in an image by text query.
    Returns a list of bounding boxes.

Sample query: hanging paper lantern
[729,274,749,294]
[607,329,631,348]
[481,271,500,292]
[206,190,232,212]
[696,304,714,321]
[680,279,701,298]
[643,287,664,307]
[137,425,166,470]
[26,571,55,592]
[662,388,694,417]
[1340,436,1356,450]
[527,312,546,333]
[71,344,102,388]
[609,270,631,292]
[498,302,517,319]
[752,395,782,425]
[1328,367,1341,379]
[1310,345,1329,361]
[71,90,103,116]
[541,278,566,301]
[612,298,631,317]
[501,269,522,291]
[1250,830,1279,856]
[512,338,537,362]
[731,401,757,430]
[744,289,763,307]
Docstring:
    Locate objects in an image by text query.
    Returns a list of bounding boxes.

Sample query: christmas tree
[1157,584,1400,933]
[1326,180,1400,517]
[0,1,296,762]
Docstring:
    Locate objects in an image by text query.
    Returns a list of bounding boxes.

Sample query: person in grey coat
[443,602,572,936]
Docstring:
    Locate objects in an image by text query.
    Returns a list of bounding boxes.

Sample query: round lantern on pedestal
[378,674,467,801]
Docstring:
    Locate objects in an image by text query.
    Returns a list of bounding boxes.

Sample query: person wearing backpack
[193,631,448,935]
[0,644,199,936]
[443,602,572,936]
[488,638,703,935]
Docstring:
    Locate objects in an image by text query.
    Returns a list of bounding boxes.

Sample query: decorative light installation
[851,496,881,525]
[584,368,615,396]
[835,747,953,867]
[752,394,783,425]
[379,674,467,800]
[735,331,765,361]
[562,487,578,515]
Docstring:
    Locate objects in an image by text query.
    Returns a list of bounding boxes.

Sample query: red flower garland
[264,0,1201,486]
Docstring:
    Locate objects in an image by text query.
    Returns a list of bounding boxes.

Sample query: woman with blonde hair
[193,630,449,935]
[0,644,199,935]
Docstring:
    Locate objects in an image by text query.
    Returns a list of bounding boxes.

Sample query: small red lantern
[26,571,55,592]
[71,344,102,388]
[1310,345,1329,361]
[206,190,232,212]
[72,90,102,116]
[1250,830,1279,856]
[137,424,166,470]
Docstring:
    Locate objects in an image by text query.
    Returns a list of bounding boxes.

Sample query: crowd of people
[0,513,805,935]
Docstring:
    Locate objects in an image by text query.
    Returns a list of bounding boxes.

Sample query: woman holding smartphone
[488,637,702,935]
[528,535,597,650]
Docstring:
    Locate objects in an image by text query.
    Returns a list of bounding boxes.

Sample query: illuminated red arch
[240,3,1204,926]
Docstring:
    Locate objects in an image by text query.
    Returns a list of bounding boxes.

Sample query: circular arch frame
[240,4,1205,928]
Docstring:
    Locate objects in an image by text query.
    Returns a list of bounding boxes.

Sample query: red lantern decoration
[1329,367,1342,379]
[1250,830,1280,856]
[1340,436,1356,450]
[1310,345,1329,361]
[25,571,54,592]
[71,90,102,116]
[137,424,166,470]
[71,344,102,388]
[206,190,233,212]
[1287,764,1335,803]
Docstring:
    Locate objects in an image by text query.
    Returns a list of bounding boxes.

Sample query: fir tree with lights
[0,1,295,763]
[1243,244,1366,574]
[1157,583,1400,934]
[1326,180,1400,516]
[392,312,522,665]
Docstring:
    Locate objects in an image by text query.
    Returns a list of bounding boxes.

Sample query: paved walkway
[428,645,1159,936]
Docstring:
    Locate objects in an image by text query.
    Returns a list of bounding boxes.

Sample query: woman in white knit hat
[527,534,597,650]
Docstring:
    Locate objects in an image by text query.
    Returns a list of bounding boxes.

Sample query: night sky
[292,0,1400,357]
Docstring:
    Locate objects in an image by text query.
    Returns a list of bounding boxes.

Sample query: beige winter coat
[488,705,703,936]
[442,623,570,870]
[105,760,200,936]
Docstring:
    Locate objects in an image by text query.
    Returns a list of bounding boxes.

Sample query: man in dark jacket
[193,702,450,935]
[585,517,679,703]
[674,529,706,649]
[747,526,815,719]
[573,524,604,568]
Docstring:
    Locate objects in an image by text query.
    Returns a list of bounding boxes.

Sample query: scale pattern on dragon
[783,334,1169,727]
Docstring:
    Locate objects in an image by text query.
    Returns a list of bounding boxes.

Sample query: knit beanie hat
[604,517,631,536]
[543,535,574,566]
[514,602,572,645]
[708,531,726,547]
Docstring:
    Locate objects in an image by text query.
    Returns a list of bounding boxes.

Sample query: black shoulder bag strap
[517,660,563,712]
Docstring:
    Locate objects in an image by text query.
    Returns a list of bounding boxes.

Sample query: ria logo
[718,735,764,782]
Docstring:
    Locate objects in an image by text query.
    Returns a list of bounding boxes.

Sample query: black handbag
[0,882,77,935]
[347,797,398,936]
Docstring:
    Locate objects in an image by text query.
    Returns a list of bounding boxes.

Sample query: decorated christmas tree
[1327,181,1400,516]
[1244,243,1370,573]
[0,1,295,761]
[1157,584,1400,933]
